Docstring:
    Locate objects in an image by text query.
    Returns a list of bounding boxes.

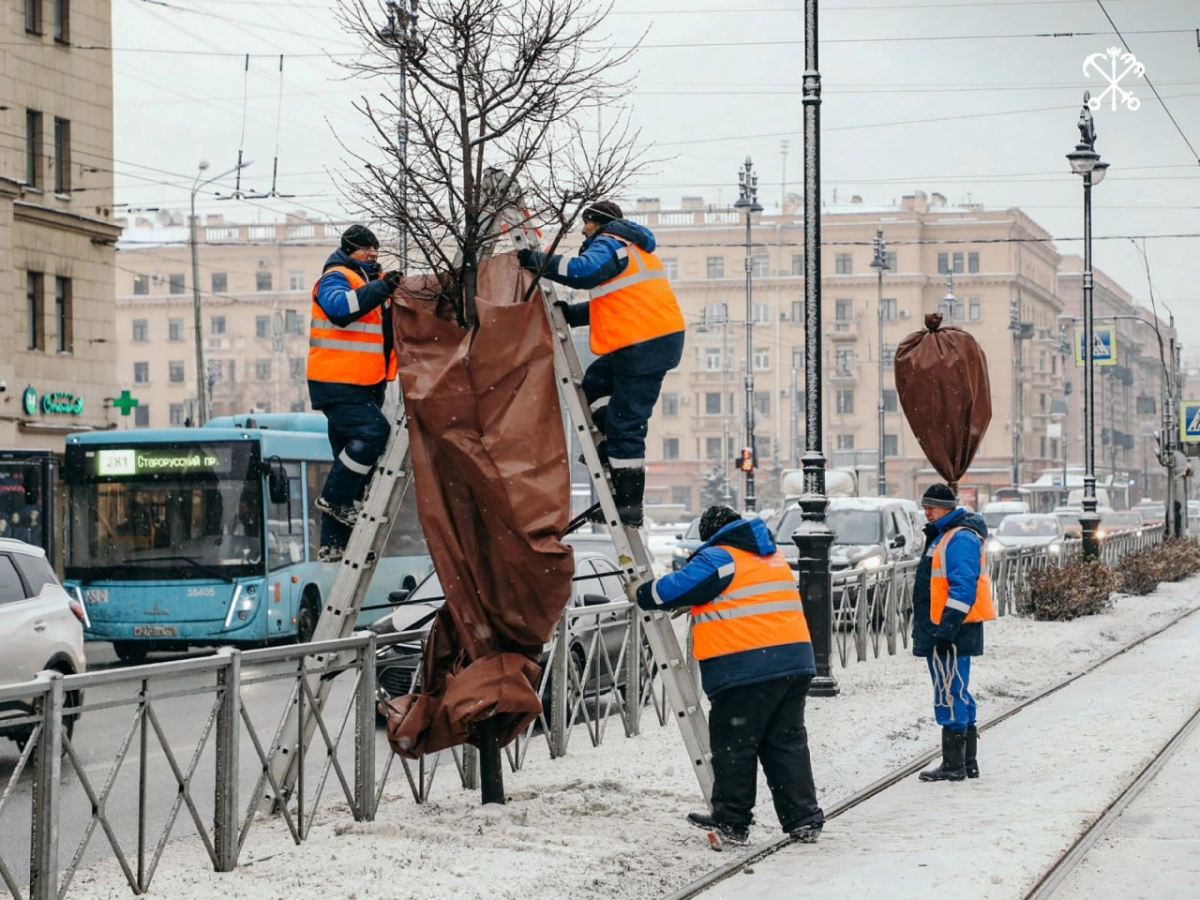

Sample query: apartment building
[636,190,1141,516]
[1,0,122,556]
[114,214,357,426]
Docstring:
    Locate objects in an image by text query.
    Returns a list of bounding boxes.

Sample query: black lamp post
[1066,90,1109,558]
[735,157,763,512]
[794,0,838,696]
[870,228,889,497]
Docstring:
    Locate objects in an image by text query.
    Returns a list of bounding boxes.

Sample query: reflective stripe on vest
[307,265,397,385]
[930,526,997,624]
[587,238,685,356]
[690,546,812,661]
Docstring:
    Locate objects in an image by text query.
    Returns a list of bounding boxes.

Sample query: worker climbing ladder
[267,171,714,806]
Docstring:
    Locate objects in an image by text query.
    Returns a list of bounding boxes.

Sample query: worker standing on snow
[913,483,996,782]
[518,201,684,528]
[635,505,824,847]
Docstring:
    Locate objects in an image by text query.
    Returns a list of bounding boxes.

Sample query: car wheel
[296,590,321,644]
[113,641,148,666]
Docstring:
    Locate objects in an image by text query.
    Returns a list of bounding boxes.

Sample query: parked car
[1132,500,1165,527]
[1098,510,1145,539]
[670,516,703,571]
[371,550,630,707]
[0,539,87,751]
[987,514,1065,555]
[769,497,922,572]
[981,500,1030,532]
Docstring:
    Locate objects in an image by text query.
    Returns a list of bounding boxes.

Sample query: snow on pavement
[70,579,1200,900]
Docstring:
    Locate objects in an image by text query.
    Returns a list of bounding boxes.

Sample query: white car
[987,514,1065,556]
[0,539,87,750]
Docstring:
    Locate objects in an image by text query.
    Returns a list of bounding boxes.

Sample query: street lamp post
[870,228,889,497]
[1066,91,1109,558]
[735,157,763,512]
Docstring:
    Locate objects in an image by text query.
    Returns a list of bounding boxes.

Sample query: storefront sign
[22,388,38,416]
[22,387,85,415]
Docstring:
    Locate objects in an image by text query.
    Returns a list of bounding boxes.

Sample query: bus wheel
[113,642,149,666]
[296,590,321,644]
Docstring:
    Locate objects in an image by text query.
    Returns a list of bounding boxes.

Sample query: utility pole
[379,0,420,269]
[722,302,732,503]
[870,228,889,496]
[735,157,763,512]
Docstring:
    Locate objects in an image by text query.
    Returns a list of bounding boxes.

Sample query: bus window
[268,461,304,570]
[307,461,331,561]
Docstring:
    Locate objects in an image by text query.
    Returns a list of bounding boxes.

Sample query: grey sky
[113,0,1198,348]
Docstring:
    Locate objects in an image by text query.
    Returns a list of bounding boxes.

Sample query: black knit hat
[581,200,623,225]
[920,483,958,510]
[699,505,743,542]
[340,224,379,254]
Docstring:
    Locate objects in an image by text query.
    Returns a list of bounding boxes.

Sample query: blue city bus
[61,413,431,664]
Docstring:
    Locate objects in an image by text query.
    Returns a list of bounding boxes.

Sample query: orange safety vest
[586,238,685,356]
[930,527,996,624]
[307,265,397,386]
[691,547,812,661]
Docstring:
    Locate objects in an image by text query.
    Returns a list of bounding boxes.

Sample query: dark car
[670,517,703,571]
[372,550,630,706]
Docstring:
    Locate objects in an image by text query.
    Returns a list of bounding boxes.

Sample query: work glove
[933,636,956,657]
[383,270,403,292]
[553,300,571,318]
[517,248,540,271]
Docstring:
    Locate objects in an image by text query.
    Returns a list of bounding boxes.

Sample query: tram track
[666,603,1200,900]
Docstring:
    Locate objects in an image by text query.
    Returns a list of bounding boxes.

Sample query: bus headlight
[224,584,257,627]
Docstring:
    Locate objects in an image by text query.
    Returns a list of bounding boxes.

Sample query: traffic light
[739,447,754,472]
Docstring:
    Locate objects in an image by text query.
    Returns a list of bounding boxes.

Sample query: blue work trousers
[926,652,975,731]
[318,394,389,547]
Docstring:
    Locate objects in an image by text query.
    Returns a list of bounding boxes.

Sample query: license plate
[133,626,177,637]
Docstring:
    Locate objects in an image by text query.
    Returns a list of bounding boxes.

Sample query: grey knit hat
[920,483,958,510]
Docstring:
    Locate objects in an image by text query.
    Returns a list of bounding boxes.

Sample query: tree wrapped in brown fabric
[894,312,993,493]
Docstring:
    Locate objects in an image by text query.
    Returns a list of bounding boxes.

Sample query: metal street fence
[0,524,1177,899]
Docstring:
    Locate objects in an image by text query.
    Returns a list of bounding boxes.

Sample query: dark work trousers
[317,393,389,548]
[581,331,684,464]
[708,674,824,833]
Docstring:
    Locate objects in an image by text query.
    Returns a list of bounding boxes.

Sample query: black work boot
[919,727,967,782]
[610,467,645,527]
[687,812,749,846]
[965,724,979,779]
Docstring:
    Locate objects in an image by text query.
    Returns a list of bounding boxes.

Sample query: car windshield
[983,512,1010,530]
[828,509,883,545]
[408,572,446,604]
[684,517,702,541]
[998,517,1059,537]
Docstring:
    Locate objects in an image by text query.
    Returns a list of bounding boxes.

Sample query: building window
[133,274,149,295]
[790,300,803,322]
[834,253,853,275]
[289,358,306,381]
[704,303,727,325]
[753,302,770,324]
[132,319,148,342]
[663,438,680,460]
[134,406,150,428]
[754,391,770,416]
[885,251,898,272]
[952,252,964,274]
[968,252,980,274]
[53,0,68,42]
[285,309,303,335]
[937,253,949,275]
[25,0,42,34]
[791,253,805,276]
[53,117,71,195]
[753,347,769,371]
[211,315,226,335]
[671,486,691,507]
[883,389,898,412]
[26,110,43,188]
[969,298,982,322]
[751,255,769,278]
[256,271,273,292]
[169,273,186,295]
[227,360,237,383]
[26,271,44,351]
[211,272,228,293]
[169,404,185,426]
[134,362,149,383]
[169,318,184,341]
[169,361,185,383]
[939,299,964,323]
[705,437,723,460]
[837,434,855,450]
[704,392,722,415]
[54,277,71,352]
[290,401,305,413]
[835,298,852,322]
[289,270,305,291]
[706,257,724,279]
[835,348,854,375]
[881,343,896,365]
[256,316,270,339]
[757,436,771,459]
[836,389,854,415]
[255,359,272,380]
[792,346,805,371]
[662,393,679,417]
[662,258,678,279]
[705,348,722,371]
[883,434,899,457]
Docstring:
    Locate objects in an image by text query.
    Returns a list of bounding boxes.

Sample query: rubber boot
[919,727,967,782]
[965,724,979,779]
[610,467,645,528]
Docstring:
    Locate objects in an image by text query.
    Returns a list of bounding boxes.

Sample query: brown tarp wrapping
[894,312,993,488]
[382,253,574,758]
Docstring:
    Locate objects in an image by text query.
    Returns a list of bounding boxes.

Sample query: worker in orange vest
[518,201,684,527]
[307,224,401,563]
[637,506,824,847]
[912,482,996,781]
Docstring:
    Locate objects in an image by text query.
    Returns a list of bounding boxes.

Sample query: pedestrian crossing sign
[1182,401,1200,442]
[1074,326,1116,366]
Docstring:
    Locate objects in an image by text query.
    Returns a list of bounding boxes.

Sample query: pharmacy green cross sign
[112,390,139,416]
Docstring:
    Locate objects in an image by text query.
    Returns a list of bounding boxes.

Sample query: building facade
[1,0,121,556]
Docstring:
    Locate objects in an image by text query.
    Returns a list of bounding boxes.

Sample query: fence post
[625,602,642,736]
[29,671,62,900]
[355,635,377,822]
[549,612,569,758]
[214,648,241,872]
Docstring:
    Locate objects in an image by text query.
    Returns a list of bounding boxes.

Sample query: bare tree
[336,0,648,327]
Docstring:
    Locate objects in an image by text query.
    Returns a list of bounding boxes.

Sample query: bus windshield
[65,442,264,581]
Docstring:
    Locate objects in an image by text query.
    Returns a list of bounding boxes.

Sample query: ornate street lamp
[870,228,889,497]
[735,157,763,511]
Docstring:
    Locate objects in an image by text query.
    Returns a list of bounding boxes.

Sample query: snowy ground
[70,578,1200,900]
